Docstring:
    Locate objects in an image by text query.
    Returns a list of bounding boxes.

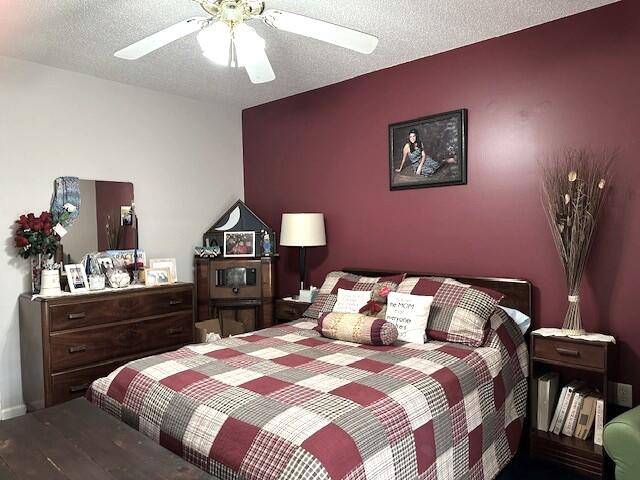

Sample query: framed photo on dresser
[223,231,256,257]
[389,109,467,190]
[65,264,89,293]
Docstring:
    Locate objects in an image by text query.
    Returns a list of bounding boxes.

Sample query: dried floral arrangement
[541,149,613,334]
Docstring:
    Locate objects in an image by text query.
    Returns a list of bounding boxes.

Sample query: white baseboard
[0,404,27,420]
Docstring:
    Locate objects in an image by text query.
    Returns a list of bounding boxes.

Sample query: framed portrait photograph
[389,109,467,190]
[65,264,89,293]
[149,258,177,283]
[145,268,172,286]
[223,231,256,258]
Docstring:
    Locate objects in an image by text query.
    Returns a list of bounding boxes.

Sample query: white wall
[0,56,244,417]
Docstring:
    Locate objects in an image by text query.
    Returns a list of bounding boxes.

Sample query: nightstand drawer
[532,336,606,370]
[275,300,310,322]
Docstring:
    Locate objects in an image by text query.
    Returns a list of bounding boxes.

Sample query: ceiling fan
[114,0,379,84]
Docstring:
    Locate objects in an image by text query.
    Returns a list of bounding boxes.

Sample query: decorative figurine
[262,231,272,256]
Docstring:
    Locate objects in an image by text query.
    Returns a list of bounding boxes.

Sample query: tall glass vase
[31,253,43,294]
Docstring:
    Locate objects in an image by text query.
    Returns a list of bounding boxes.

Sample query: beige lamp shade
[280,213,326,247]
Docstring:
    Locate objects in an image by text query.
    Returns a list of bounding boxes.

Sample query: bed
[88,270,530,480]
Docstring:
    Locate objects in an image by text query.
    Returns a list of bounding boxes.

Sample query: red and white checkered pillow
[397,277,504,347]
[303,271,404,319]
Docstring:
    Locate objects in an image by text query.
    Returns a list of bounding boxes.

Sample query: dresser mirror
[53,178,135,264]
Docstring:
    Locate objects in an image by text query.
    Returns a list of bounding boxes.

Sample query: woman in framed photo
[389,109,467,190]
[394,129,440,176]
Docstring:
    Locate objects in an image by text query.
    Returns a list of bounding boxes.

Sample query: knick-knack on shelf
[262,231,272,256]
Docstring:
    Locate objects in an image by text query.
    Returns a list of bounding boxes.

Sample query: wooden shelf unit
[529,334,615,479]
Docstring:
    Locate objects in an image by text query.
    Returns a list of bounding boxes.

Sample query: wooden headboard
[344,268,533,320]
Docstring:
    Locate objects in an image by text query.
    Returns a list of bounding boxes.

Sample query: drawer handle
[68,345,87,354]
[69,382,91,393]
[68,312,86,320]
[169,299,183,306]
[168,327,184,335]
[556,347,580,357]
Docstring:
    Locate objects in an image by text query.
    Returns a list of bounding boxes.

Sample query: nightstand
[274,298,311,323]
[529,333,615,479]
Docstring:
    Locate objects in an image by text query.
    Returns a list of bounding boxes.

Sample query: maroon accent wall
[243,2,640,401]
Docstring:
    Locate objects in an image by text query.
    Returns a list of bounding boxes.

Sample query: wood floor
[0,399,213,479]
[1,399,591,480]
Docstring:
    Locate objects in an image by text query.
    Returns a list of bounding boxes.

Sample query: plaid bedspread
[88,309,528,480]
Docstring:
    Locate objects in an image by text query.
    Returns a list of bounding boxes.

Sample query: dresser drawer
[50,360,125,405]
[49,288,192,331]
[275,300,310,322]
[49,312,194,372]
[532,336,606,370]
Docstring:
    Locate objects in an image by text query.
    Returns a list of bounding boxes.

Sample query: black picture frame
[389,109,467,190]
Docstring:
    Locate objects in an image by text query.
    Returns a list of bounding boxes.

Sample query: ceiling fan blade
[114,17,208,60]
[233,24,275,84]
[262,9,378,54]
[240,46,276,84]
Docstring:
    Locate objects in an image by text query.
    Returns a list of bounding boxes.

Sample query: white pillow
[332,288,372,314]
[385,292,434,344]
[499,306,531,334]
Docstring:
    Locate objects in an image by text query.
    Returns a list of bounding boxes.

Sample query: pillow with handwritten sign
[332,288,372,314]
[385,292,434,344]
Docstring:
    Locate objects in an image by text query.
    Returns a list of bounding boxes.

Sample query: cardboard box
[195,319,221,343]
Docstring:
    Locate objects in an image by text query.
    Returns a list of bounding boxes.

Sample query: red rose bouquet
[14,212,59,259]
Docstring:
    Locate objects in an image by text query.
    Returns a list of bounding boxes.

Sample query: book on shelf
[551,380,583,435]
[574,394,598,440]
[563,389,587,436]
[536,372,559,431]
[594,397,605,446]
[549,384,568,434]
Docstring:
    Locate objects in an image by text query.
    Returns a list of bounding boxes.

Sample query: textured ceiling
[0,0,619,108]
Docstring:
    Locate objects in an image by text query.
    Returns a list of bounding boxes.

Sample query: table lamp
[280,213,326,292]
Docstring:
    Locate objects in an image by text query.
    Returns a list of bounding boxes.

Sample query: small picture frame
[145,268,172,286]
[223,231,256,258]
[149,258,178,283]
[65,264,89,293]
[121,206,133,226]
[97,257,114,274]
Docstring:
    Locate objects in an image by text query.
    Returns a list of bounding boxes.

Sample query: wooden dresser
[19,283,195,410]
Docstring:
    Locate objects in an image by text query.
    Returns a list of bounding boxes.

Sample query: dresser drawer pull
[69,382,91,393]
[556,347,580,357]
[169,299,184,306]
[68,345,87,354]
[168,327,184,335]
[68,312,86,320]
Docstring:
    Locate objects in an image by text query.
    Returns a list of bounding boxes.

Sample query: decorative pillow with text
[303,271,405,319]
[332,288,372,314]
[385,292,434,344]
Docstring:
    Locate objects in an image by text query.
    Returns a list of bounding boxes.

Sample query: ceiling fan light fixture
[198,21,232,65]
